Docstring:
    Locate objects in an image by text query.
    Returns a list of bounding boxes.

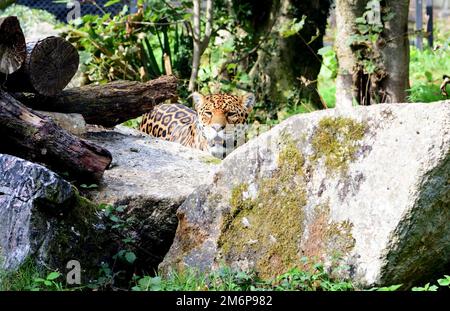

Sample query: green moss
[310,117,366,173]
[219,138,307,278]
[201,156,222,165]
[45,189,105,281]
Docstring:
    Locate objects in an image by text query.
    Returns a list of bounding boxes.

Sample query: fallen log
[15,75,178,127]
[3,36,79,96]
[0,16,26,75]
[0,90,112,182]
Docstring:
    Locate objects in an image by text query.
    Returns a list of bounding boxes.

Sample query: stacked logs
[0,16,178,182]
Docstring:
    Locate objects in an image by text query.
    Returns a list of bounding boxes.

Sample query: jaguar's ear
[190,92,204,110]
[242,93,255,111]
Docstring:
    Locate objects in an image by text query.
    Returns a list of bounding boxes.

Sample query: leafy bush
[63,0,193,90]
[408,45,450,103]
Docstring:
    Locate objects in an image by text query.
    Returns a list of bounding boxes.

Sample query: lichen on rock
[310,116,367,173]
[218,138,307,278]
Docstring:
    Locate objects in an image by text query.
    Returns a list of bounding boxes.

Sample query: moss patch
[44,189,112,282]
[310,117,367,173]
[219,138,307,278]
[201,156,222,165]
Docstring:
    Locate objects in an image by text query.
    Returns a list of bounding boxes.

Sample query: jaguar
[139,92,255,159]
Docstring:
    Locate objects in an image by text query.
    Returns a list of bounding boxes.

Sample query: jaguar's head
[192,92,255,159]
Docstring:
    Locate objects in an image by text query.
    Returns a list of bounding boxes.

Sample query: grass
[408,46,450,102]
[132,263,354,291]
[0,259,40,291]
[1,253,449,291]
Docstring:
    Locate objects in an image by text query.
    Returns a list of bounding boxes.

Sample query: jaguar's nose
[211,124,225,132]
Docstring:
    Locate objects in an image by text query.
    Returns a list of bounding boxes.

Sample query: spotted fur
[139,92,255,158]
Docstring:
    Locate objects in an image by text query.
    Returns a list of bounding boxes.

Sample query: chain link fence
[15,0,128,22]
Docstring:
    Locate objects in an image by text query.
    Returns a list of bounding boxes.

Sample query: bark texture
[335,0,410,108]
[245,0,332,111]
[0,90,112,182]
[15,75,179,127]
[0,16,26,75]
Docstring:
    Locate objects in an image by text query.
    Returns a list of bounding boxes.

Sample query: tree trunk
[335,0,410,109]
[15,75,179,127]
[0,91,112,182]
[2,37,79,96]
[245,0,331,112]
[379,0,410,103]
[0,16,26,75]
[188,0,213,91]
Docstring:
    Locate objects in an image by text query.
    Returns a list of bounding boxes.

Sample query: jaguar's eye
[227,112,237,117]
[204,111,213,118]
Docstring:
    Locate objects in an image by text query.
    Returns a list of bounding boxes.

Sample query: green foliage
[132,261,353,291]
[32,272,64,291]
[122,116,142,129]
[0,0,15,10]
[79,183,99,189]
[411,283,439,291]
[317,46,338,80]
[370,284,403,291]
[0,4,61,35]
[408,46,450,103]
[0,259,70,291]
[316,19,450,110]
[63,1,193,86]
[278,16,306,38]
[0,259,40,291]
[411,275,450,291]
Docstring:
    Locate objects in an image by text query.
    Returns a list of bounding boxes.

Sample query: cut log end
[28,37,80,96]
[0,16,26,75]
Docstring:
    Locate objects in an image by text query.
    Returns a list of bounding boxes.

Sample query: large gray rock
[0,154,73,270]
[0,154,106,277]
[160,102,450,288]
[84,126,219,269]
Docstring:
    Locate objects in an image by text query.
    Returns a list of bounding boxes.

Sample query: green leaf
[44,280,52,286]
[109,215,120,223]
[47,272,61,281]
[424,71,433,82]
[357,24,370,35]
[279,16,306,38]
[317,46,332,56]
[375,284,402,291]
[125,251,137,264]
[355,17,367,24]
[104,0,120,7]
[382,12,396,22]
[80,183,98,189]
[437,275,450,286]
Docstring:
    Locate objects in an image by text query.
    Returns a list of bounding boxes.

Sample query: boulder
[36,111,87,135]
[160,102,450,289]
[83,126,219,270]
[0,153,109,278]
